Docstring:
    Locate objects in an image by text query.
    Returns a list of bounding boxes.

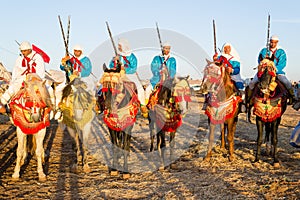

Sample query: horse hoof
[83,164,91,173]
[228,155,235,162]
[71,164,78,173]
[158,166,165,171]
[273,162,280,168]
[170,163,177,170]
[110,170,119,176]
[39,174,47,182]
[203,156,211,162]
[11,174,20,181]
[123,173,131,179]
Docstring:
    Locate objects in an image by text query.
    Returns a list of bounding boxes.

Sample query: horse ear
[103,63,108,72]
[206,58,213,65]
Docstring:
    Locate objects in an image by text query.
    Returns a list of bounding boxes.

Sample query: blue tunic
[150,55,176,88]
[258,47,287,75]
[60,56,92,78]
[108,53,137,74]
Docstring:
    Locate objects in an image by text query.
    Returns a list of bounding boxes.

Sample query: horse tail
[27,135,36,155]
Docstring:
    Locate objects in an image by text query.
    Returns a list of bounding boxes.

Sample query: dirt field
[0,96,299,199]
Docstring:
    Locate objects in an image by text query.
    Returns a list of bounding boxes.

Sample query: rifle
[155,22,169,77]
[105,21,118,56]
[213,19,217,54]
[58,15,72,83]
[265,14,271,58]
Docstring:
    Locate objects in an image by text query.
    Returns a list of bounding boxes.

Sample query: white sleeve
[34,54,45,79]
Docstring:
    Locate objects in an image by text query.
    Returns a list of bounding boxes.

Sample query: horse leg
[204,122,215,162]
[67,127,79,173]
[220,123,226,150]
[255,117,264,162]
[81,123,91,173]
[12,128,27,180]
[227,118,237,162]
[264,122,271,156]
[271,118,281,167]
[149,110,156,152]
[169,131,176,163]
[34,129,47,182]
[109,130,119,175]
[123,131,132,179]
[157,130,166,168]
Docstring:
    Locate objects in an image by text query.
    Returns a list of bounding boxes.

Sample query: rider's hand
[213,53,218,61]
[61,56,70,66]
[114,56,120,62]
[226,67,233,74]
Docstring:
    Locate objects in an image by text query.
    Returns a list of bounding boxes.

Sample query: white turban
[19,41,32,50]
[270,35,279,41]
[73,44,83,51]
[118,38,131,56]
[162,41,171,47]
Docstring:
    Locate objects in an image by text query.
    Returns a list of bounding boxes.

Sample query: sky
[0,0,299,82]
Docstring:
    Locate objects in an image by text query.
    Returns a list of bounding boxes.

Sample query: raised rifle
[58,15,72,83]
[155,22,169,77]
[265,14,271,58]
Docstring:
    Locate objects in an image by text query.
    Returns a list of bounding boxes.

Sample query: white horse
[59,77,95,173]
[9,73,52,181]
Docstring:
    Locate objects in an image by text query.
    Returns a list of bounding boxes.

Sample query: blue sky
[0,0,299,81]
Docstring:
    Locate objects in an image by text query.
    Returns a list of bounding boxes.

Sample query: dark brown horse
[202,59,242,162]
[246,59,288,166]
[100,66,139,178]
[147,76,191,168]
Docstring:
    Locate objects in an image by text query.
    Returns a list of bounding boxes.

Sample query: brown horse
[202,59,242,162]
[246,59,288,166]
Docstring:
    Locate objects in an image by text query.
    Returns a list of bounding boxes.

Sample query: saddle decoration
[103,82,140,131]
[253,97,282,122]
[9,88,51,134]
[205,95,242,124]
[154,104,182,132]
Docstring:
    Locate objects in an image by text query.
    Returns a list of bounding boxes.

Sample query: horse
[147,75,191,168]
[9,73,52,181]
[201,59,242,162]
[59,77,95,173]
[246,58,288,166]
[100,66,139,178]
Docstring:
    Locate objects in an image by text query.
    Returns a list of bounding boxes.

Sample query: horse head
[256,58,277,95]
[23,73,51,122]
[202,59,233,102]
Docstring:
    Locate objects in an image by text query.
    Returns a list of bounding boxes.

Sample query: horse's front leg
[204,120,215,162]
[81,123,92,173]
[149,110,156,152]
[67,127,80,173]
[12,128,27,180]
[34,129,47,182]
[169,131,176,162]
[271,118,281,166]
[227,118,237,162]
[122,131,132,179]
[157,130,166,168]
[255,117,264,162]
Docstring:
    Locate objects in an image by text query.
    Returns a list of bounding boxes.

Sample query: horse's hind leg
[67,127,80,173]
[149,110,156,152]
[169,131,176,164]
[227,118,237,162]
[35,129,47,181]
[271,119,281,167]
[123,131,132,179]
[157,130,166,168]
[12,128,27,180]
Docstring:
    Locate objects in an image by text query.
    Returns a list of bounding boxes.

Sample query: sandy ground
[0,95,299,200]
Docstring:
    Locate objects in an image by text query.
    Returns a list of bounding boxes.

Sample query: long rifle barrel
[156,22,164,56]
[58,15,69,56]
[213,20,217,54]
[106,21,118,56]
[266,14,271,57]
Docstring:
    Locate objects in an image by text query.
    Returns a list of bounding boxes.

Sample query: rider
[0,41,46,113]
[108,38,150,109]
[249,35,297,104]
[60,45,95,94]
[202,42,244,110]
[150,41,176,89]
